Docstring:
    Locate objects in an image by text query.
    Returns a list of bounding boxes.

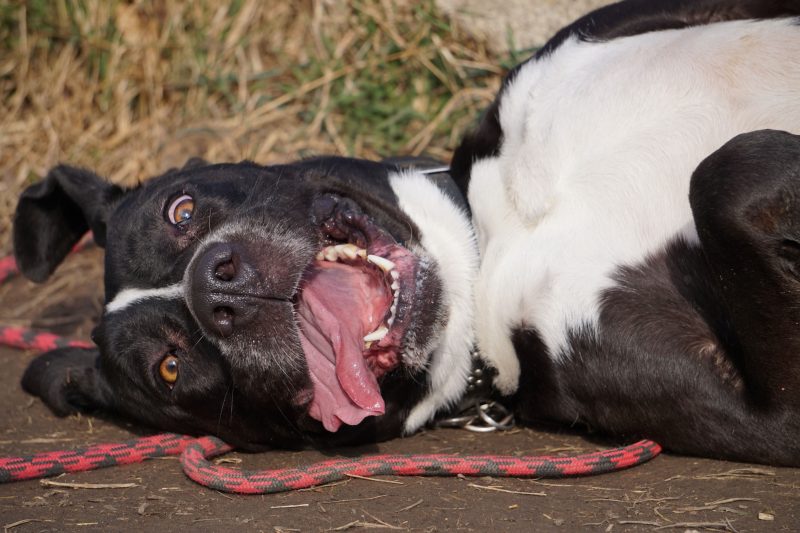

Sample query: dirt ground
[1,250,799,532]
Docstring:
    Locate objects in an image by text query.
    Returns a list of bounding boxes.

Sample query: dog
[12,0,800,466]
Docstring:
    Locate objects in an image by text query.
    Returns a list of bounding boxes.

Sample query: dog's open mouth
[295,199,419,432]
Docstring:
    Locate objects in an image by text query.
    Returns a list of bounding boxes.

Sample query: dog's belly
[469,18,800,394]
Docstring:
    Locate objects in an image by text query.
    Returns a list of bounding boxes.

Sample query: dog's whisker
[216,385,231,434]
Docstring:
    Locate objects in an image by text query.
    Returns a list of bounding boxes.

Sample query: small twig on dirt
[326,495,387,505]
[396,499,423,512]
[214,457,242,465]
[667,468,775,482]
[705,497,759,506]
[19,437,76,444]
[697,468,775,480]
[655,520,737,532]
[4,519,55,533]
[617,520,662,526]
[39,479,139,489]
[345,473,403,485]
[297,479,350,492]
[588,495,681,509]
[328,519,405,531]
[362,509,405,530]
[653,507,672,523]
[530,480,628,491]
[270,504,310,509]
[468,483,546,496]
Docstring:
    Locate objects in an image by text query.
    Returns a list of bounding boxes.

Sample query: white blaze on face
[105,283,185,314]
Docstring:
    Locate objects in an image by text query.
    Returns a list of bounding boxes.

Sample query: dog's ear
[21,347,114,416]
[13,165,124,282]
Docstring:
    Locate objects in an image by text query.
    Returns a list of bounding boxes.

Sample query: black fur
[14,157,442,449]
[13,166,123,282]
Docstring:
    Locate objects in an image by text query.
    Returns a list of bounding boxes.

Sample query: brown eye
[159,354,179,385]
[167,194,194,225]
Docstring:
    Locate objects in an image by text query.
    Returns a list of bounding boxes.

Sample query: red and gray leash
[0,245,662,494]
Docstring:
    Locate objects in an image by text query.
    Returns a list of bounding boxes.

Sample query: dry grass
[0,0,506,254]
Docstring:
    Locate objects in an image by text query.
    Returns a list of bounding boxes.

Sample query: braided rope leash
[0,434,196,483]
[0,246,662,493]
[181,437,661,494]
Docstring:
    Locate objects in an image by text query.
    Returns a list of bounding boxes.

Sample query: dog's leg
[512,133,800,465]
[690,129,800,408]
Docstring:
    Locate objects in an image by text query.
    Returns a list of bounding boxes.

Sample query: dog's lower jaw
[387,170,482,434]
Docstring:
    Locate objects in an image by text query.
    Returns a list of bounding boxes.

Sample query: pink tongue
[297,261,389,432]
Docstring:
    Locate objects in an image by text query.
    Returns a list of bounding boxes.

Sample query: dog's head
[13,157,477,449]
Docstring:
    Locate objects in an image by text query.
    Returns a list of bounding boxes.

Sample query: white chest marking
[388,171,480,434]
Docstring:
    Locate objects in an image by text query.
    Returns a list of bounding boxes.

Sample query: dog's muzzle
[188,242,267,338]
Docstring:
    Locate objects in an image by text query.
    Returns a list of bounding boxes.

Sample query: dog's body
[13,0,800,465]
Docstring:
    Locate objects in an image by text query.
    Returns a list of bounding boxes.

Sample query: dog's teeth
[390,270,399,280]
[391,281,399,291]
[367,255,395,272]
[336,244,359,260]
[324,247,339,261]
[363,326,389,342]
[387,316,395,327]
[364,340,374,350]
[318,245,368,263]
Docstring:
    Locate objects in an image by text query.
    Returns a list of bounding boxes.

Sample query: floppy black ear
[21,347,114,416]
[13,165,124,282]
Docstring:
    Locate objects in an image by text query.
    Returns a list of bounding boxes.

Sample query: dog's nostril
[215,259,236,282]
[212,306,235,337]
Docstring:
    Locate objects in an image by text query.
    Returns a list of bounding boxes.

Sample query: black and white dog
[13,0,800,466]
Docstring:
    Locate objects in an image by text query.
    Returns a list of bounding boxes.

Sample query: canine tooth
[367,255,395,272]
[363,326,389,342]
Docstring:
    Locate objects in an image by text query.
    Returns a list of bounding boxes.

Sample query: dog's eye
[167,194,194,226]
[159,354,179,386]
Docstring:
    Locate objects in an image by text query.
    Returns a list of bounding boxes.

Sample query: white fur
[470,19,800,393]
[388,171,480,433]
[105,283,184,314]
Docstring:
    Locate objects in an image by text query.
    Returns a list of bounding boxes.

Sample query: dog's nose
[189,242,263,338]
